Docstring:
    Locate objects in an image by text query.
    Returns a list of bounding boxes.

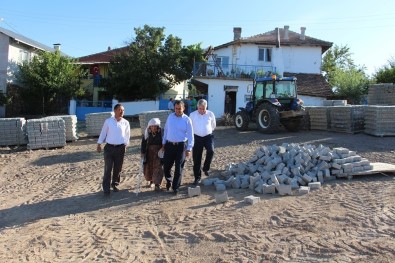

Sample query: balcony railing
[193,62,275,80]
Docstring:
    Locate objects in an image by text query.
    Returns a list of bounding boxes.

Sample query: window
[258,48,272,62]
[19,50,29,63]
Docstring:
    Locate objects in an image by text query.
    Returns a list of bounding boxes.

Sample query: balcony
[193,62,275,80]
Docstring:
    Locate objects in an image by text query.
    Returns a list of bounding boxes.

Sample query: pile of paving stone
[56,115,78,141]
[328,106,366,133]
[368,83,395,105]
[26,117,66,150]
[364,106,395,136]
[138,110,171,135]
[85,112,113,136]
[305,106,329,130]
[202,143,373,196]
[0,118,28,146]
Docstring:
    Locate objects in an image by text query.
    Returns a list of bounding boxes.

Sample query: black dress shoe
[154,184,161,191]
[193,179,200,186]
[166,181,171,191]
[112,186,119,192]
[203,170,209,176]
[173,189,179,195]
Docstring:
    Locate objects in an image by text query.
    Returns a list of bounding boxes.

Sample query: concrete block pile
[364,106,395,136]
[368,84,395,105]
[26,117,66,150]
[0,118,28,146]
[205,143,373,196]
[305,106,329,130]
[328,106,366,133]
[85,112,113,136]
[55,115,78,141]
[138,110,171,136]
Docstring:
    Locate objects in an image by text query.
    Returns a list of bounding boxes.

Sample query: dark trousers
[193,134,214,180]
[103,144,126,192]
[163,142,185,190]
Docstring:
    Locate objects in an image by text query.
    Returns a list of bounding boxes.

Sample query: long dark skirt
[143,144,164,185]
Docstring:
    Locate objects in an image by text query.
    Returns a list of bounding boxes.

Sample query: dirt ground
[0,122,394,262]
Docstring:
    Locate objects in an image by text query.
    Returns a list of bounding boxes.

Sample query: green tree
[374,58,395,83]
[322,44,370,103]
[331,68,369,104]
[16,51,84,115]
[108,25,205,101]
[322,44,356,82]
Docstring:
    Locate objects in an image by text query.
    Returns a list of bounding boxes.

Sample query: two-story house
[192,26,333,118]
[0,26,59,117]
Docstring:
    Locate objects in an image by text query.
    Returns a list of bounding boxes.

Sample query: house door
[224,91,236,115]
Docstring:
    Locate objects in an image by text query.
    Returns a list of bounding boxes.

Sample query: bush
[219,113,234,126]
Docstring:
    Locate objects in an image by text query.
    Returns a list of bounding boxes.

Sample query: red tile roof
[284,72,333,98]
[77,46,129,63]
[215,27,332,54]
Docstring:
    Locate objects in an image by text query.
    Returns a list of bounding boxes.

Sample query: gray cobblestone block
[244,195,260,205]
[188,186,201,197]
[215,183,226,191]
[215,191,229,203]
[298,186,310,195]
[263,184,276,194]
[276,184,292,196]
[308,182,321,190]
[302,174,312,183]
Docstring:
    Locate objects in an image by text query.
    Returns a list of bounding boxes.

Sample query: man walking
[97,104,130,195]
[161,100,194,195]
[189,99,216,185]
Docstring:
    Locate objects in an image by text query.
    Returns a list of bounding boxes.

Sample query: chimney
[53,43,61,51]
[108,46,111,51]
[284,25,289,40]
[300,27,306,40]
[233,27,242,41]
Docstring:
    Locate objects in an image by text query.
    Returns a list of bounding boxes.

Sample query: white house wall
[213,44,322,75]
[282,46,322,74]
[298,95,325,106]
[162,80,188,100]
[205,78,253,118]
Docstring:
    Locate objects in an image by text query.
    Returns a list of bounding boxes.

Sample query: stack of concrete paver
[305,106,329,130]
[26,117,66,150]
[368,84,395,105]
[85,112,113,137]
[364,106,395,136]
[56,115,78,141]
[0,118,28,146]
[138,110,171,136]
[202,143,373,196]
[328,106,366,133]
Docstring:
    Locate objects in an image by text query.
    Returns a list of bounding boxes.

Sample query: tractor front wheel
[256,103,280,133]
[234,111,249,131]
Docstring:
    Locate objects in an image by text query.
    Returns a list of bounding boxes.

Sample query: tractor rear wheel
[256,103,280,133]
[234,111,249,131]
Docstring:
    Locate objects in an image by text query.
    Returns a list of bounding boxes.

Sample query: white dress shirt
[189,109,216,137]
[97,117,130,146]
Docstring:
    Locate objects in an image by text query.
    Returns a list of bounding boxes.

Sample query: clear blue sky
[1,0,394,76]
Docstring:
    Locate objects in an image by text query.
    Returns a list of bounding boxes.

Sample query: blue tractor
[234,75,305,133]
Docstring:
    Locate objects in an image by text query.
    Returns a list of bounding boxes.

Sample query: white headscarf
[144,118,161,139]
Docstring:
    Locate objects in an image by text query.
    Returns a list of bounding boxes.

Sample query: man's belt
[166,140,185,145]
[107,143,124,147]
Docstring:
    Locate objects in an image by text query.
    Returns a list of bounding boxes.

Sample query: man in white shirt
[189,99,216,185]
[97,104,131,195]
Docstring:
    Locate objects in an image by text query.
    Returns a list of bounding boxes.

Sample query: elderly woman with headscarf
[141,118,164,191]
